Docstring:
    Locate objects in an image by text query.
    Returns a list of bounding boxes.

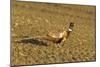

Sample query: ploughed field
[11,1,96,66]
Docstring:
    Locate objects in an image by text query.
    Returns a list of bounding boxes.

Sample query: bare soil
[11,0,96,66]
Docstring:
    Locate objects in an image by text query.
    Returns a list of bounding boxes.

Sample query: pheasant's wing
[47,32,62,38]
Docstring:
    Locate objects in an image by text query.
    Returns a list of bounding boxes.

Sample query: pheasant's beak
[68,28,73,32]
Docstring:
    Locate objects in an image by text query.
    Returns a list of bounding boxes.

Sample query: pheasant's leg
[61,37,66,46]
[56,43,61,47]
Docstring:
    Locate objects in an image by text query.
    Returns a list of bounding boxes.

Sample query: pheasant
[34,22,74,44]
[18,22,74,46]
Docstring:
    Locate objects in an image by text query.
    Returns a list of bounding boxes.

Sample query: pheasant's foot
[57,43,61,47]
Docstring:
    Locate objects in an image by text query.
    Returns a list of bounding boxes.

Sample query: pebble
[45,19,49,23]
[15,23,18,26]
[19,52,26,56]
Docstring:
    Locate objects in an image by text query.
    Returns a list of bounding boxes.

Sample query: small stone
[19,52,26,56]
[45,19,49,23]
[15,23,18,26]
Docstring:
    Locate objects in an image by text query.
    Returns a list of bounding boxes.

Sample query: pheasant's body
[46,31,68,43]
[37,35,63,43]
[34,23,74,44]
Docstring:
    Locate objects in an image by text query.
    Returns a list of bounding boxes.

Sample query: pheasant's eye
[70,23,74,27]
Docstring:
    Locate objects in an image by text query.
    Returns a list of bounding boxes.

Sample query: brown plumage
[35,22,74,44]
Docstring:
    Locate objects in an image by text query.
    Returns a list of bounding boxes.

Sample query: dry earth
[11,0,96,66]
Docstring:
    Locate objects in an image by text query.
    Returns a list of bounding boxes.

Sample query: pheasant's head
[68,22,74,32]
